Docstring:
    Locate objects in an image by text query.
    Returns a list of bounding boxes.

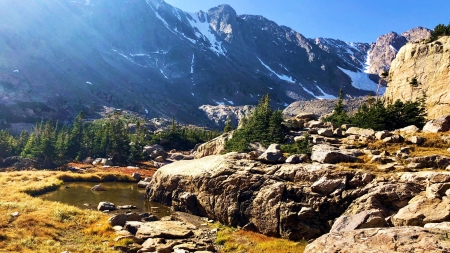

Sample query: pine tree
[323,89,350,127]
[223,116,233,133]
[225,94,286,151]
[21,132,40,158]
[68,111,85,160]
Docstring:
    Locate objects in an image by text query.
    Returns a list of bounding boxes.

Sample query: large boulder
[285,154,308,164]
[423,115,450,133]
[392,197,450,227]
[330,209,388,232]
[135,221,195,239]
[311,176,346,196]
[305,227,450,253]
[426,182,450,199]
[97,202,116,211]
[345,127,375,136]
[258,144,285,164]
[406,155,450,169]
[247,182,285,236]
[194,132,232,159]
[343,183,422,216]
[311,144,360,164]
[146,154,371,240]
[143,144,164,155]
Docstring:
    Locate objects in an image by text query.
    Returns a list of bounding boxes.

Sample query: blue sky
[164,0,450,43]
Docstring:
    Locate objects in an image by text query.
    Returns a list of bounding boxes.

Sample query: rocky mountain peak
[365,32,407,74]
[401,27,432,43]
[207,4,237,42]
[365,27,433,75]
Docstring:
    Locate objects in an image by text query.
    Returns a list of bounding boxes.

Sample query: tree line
[324,90,427,131]
[431,23,450,41]
[0,112,220,166]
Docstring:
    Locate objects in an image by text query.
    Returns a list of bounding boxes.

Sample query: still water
[40,182,171,217]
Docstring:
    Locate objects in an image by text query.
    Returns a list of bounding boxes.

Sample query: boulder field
[145,115,450,251]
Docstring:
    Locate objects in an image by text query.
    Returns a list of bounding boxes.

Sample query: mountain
[0,0,430,127]
[365,27,432,75]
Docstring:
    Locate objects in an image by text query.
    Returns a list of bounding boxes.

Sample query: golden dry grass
[213,224,307,253]
[0,171,135,253]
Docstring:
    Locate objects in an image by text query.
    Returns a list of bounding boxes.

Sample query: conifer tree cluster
[431,23,450,41]
[0,112,219,166]
[324,91,427,131]
[225,95,286,152]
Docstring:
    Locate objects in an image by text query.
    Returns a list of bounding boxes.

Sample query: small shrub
[280,133,312,156]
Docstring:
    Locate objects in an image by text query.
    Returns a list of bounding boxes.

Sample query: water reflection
[40,182,171,217]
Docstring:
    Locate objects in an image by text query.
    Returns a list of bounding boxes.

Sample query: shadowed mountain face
[0,0,427,126]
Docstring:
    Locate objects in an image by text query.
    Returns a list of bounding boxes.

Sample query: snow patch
[223,98,234,105]
[190,53,195,74]
[300,84,316,97]
[338,67,379,92]
[113,49,148,68]
[187,12,226,56]
[191,93,195,96]
[160,69,168,79]
[389,45,398,53]
[130,53,151,58]
[86,81,92,85]
[172,8,182,21]
[13,70,19,73]
[316,86,337,100]
[257,57,295,83]
[364,50,372,74]
[213,100,225,105]
[145,108,148,114]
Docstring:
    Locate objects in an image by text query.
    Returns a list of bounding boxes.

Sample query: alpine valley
[0,0,431,126]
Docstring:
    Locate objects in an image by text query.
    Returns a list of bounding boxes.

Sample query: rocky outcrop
[146,154,379,240]
[311,144,361,164]
[283,97,368,118]
[423,115,450,133]
[257,144,285,164]
[111,212,216,253]
[392,197,450,227]
[198,104,253,129]
[402,27,433,43]
[384,36,450,119]
[194,132,232,159]
[305,227,450,253]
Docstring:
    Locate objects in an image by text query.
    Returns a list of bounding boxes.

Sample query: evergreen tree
[68,111,85,160]
[431,23,450,41]
[323,89,350,127]
[223,116,233,133]
[21,132,40,158]
[225,94,286,152]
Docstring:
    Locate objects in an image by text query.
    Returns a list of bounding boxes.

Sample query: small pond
[40,182,171,217]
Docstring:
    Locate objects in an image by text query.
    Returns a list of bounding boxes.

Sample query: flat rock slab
[305,227,450,253]
[136,221,196,239]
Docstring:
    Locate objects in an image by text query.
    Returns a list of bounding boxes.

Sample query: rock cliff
[384,36,450,119]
